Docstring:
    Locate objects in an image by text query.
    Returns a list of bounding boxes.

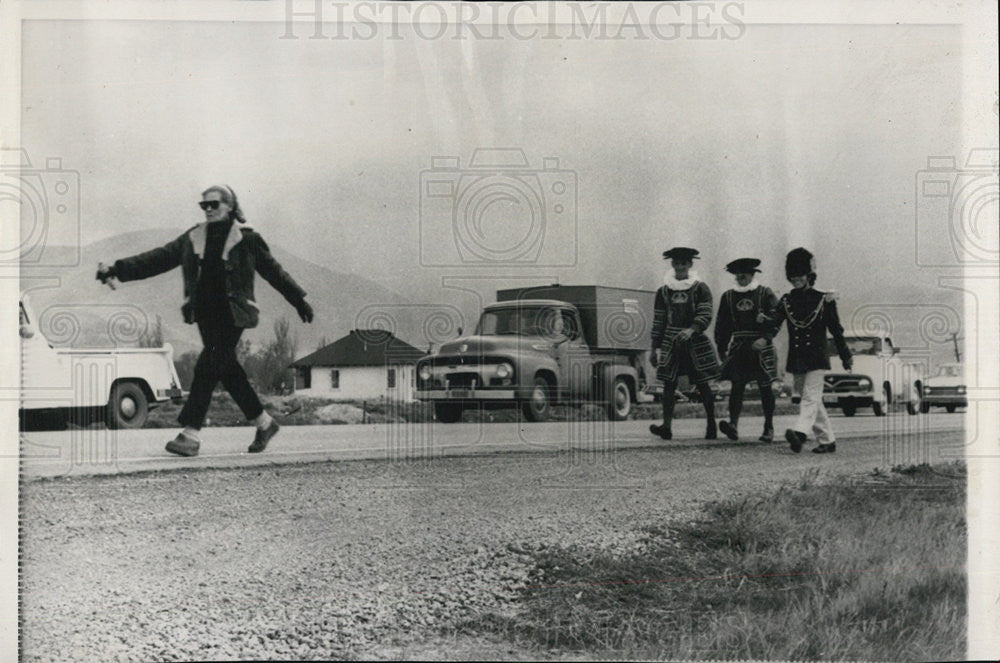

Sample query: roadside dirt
[20,430,964,661]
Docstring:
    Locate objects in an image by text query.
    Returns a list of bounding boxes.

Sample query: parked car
[820,332,922,417]
[920,363,967,413]
[19,294,183,430]
[415,285,657,422]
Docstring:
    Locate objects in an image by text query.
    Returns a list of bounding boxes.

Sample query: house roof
[291,330,426,368]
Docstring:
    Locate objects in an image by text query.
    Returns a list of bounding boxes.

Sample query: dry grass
[459,462,966,661]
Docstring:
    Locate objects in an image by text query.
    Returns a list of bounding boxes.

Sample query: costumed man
[714,258,780,443]
[649,247,721,440]
[770,248,852,454]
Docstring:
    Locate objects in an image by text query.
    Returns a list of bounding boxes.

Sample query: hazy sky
[14,13,979,351]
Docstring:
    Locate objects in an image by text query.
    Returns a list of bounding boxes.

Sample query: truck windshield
[476,306,572,338]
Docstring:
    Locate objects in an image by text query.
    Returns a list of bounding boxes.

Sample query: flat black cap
[662,247,700,261]
[725,258,762,274]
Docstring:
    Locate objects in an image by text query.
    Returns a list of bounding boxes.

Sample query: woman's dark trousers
[178,321,264,428]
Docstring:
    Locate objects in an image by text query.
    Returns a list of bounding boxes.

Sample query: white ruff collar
[731,278,759,293]
[664,269,699,290]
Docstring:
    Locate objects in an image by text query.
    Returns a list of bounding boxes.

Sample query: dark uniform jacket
[112,222,306,329]
[715,285,779,382]
[770,287,851,374]
[651,280,720,384]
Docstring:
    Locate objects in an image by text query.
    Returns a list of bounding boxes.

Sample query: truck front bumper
[823,391,873,407]
[923,395,968,407]
[416,388,518,401]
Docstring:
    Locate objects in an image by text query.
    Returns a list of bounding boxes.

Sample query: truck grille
[824,375,866,393]
[446,373,481,388]
[427,354,507,367]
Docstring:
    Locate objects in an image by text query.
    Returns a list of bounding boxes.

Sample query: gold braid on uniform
[782,296,825,329]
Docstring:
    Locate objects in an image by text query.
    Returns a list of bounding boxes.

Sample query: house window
[298,367,311,389]
[330,369,340,389]
[387,368,396,389]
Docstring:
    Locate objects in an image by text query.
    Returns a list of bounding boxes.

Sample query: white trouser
[793,370,835,444]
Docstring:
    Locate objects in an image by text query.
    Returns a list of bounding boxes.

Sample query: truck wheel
[920,401,931,414]
[907,401,919,415]
[106,381,149,429]
[607,377,632,421]
[842,403,856,417]
[433,402,464,423]
[521,377,552,422]
[946,404,957,413]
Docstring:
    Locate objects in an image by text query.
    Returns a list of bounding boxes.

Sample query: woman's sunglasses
[198,200,222,211]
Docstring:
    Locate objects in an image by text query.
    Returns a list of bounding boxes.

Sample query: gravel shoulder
[20,430,964,661]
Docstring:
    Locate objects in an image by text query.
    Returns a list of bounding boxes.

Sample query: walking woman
[649,247,721,440]
[715,258,780,442]
[770,248,851,454]
[96,185,314,457]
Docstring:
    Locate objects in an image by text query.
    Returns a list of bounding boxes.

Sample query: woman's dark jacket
[770,287,851,374]
[112,222,306,329]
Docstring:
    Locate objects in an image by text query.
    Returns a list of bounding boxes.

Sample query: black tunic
[770,287,851,374]
[715,285,779,382]
[650,281,720,383]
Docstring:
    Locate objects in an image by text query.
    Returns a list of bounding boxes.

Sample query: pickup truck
[820,332,922,416]
[415,285,656,422]
[19,294,183,430]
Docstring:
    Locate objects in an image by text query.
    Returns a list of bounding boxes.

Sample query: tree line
[139,314,299,395]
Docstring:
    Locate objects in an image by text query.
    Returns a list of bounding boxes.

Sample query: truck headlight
[495,363,513,379]
[419,365,432,381]
[858,378,871,390]
[957,386,966,394]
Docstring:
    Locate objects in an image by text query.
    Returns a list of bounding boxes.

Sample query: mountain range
[19,230,966,370]
[20,229,443,359]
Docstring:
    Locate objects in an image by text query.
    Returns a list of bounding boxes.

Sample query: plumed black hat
[725,258,761,274]
[785,247,816,279]
[662,247,700,261]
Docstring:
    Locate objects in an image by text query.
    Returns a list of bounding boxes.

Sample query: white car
[920,363,967,413]
[19,294,183,430]
[820,332,922,417]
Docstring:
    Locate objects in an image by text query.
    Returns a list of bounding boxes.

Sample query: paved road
[18,412,964,479]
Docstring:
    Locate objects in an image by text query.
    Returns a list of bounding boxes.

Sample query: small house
[291,329,426,401]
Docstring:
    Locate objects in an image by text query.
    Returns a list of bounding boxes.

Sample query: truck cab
[19,294,183,430]
[415,285,656,422]
[821,332,922,416]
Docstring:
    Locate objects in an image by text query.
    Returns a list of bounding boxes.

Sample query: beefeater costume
[715,258,780,443]
[770,247,852,455]
[649,247,721,441]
